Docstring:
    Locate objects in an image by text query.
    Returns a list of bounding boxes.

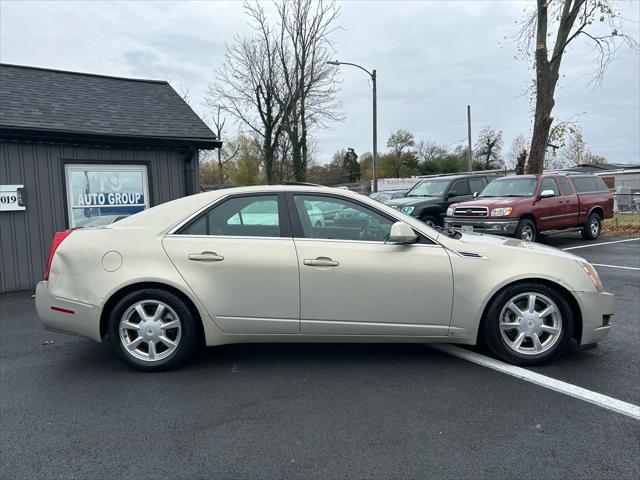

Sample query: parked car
[384,173,501,227]
[369,189,408,203]
[444,174,614,242]
[36,185,613,371]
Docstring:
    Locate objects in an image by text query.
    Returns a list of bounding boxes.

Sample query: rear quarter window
[572,176,607,194]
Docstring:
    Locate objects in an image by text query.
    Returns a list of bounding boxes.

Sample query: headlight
[577,259,603,292]
[401,206,415,215]
[490,207,513,216]
[446,207,454,216]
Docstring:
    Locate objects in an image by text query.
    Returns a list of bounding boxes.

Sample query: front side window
[450,180,471,196]
[180,195,281,237]
[65,164,149,228]
[469,178,484,194]
[540,178,559,196]
[294,195,393,242]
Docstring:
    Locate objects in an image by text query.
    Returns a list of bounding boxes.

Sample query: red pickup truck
[444,174,614,242]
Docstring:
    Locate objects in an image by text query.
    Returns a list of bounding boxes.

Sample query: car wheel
[581,212,602,240]
[421,215,438,227]
[515,218,536,242]
[107,288,199,371]
[482,282,574,366]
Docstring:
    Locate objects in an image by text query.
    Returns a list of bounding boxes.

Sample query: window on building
[65,164,149,228]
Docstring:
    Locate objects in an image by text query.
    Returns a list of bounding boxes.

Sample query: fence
[613,193,640,213]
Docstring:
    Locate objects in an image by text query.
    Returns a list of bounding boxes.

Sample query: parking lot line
[562,238,640,251]
[591,263,640,271]
[431,344,640,421]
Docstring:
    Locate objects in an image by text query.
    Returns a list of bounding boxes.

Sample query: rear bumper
[574,290,614,345]
[35,281,103,342]
[444,217,519,235]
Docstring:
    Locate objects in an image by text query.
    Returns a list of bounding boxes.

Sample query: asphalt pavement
[1,235,638,480]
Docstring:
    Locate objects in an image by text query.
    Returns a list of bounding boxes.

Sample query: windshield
[407,179,450,197]
[480,178,537,197]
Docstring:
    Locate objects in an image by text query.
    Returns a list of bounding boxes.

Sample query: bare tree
[507,134,529,170]
[206,4,288,184]
[416,140,447,164]
[275,0,342,181]
[517,0,638,174]
[474,127,504,170]
[387,129,415,177]
[210,106,240,185]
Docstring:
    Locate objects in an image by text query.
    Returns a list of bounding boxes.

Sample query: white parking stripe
[563,238,640,250]
[431,344,640,421]
[592,263,640,271]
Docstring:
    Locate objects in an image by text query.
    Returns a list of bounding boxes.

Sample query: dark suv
[384,173,501,226]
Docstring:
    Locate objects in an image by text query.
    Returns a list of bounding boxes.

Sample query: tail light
[44,229,75,280]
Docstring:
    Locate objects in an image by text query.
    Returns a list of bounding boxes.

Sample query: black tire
[107,288,199,371]
[482,282,574,366]
[420,215,438,227]
[581,212,602,240]
[515,218,537,242]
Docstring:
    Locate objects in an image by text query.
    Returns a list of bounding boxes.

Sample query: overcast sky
[1,0,639,164]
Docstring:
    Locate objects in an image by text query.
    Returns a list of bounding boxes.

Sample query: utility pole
[467,105,472,173]
[372,69,378,192]
[326,60,378,192]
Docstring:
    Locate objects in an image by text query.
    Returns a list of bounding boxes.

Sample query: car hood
[385,196,440,207]
[452,197,530,208]
[453,231,578,259]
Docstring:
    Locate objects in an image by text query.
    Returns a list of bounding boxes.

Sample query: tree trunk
[217,148,224,185]
[264,127,274,184]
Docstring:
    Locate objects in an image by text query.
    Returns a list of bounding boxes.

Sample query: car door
[556,176,579,227]
[537,177,564,230]
[288,193,454,336]
[162,193,300,334]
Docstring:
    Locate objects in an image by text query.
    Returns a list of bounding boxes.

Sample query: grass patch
[603,213,640,235]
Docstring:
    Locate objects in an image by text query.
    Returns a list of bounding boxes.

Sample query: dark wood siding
[0,140,199,293]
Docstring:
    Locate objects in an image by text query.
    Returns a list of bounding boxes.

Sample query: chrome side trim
[215,315,299,334]
[300,319,450,336]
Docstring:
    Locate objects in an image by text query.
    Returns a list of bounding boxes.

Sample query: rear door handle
[303,256,339,267]
[188,251,224,262]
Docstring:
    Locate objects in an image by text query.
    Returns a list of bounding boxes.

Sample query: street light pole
[327,60,378,192]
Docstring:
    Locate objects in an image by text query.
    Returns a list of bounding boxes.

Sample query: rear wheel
[581,212,602,240]
[515,218,536,242]
[482,282,574,366]
[107,289,199,371]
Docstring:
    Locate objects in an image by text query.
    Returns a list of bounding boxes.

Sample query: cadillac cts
[35,185,614,371]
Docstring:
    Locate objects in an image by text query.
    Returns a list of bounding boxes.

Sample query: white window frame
[64,163,150,227]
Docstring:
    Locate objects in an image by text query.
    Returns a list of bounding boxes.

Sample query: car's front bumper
[574,290,614,345]
[35,281,103,342]
[444,217,519,235]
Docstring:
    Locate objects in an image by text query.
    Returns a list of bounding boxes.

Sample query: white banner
[372,178,421,192]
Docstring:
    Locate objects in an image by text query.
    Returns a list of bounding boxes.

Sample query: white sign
[0,185,25,211]
[373,177,422,192]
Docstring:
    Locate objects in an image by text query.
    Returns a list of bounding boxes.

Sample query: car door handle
[303,257,339,267]
[188,251,224,262]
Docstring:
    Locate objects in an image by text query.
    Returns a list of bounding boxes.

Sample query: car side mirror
[540,189,555,199]
[386,221,418,244]
[446,191,458,200]
[473,191,479,198]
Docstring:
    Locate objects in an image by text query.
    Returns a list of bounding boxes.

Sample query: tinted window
[180,195,281,237]
[294,195,393,242]
[571,176,606,193]
[469,178,484,194]
[540,178,559,196]
[450,180,471,196]
[556,176,573,196]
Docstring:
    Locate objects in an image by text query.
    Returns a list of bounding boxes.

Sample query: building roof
[0,63,220,149]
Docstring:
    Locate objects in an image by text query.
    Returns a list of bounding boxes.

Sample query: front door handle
[303,256,339,267]
[188,251,224,262]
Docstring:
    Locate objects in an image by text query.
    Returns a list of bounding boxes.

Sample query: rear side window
[179,195,281,237]
[540,177,559,196]
[572,176,608,194]
[556,177,573,196]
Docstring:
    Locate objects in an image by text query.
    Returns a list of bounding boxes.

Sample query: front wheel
[107,288,199,371]
[581,212,602,240]
[515,218,536,242]
[482,282,574,366]
[420,215,438,228]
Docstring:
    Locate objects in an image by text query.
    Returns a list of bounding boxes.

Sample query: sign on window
[65,164,149,227]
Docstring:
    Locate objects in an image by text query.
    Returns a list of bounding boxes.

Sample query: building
[0,64,221,293]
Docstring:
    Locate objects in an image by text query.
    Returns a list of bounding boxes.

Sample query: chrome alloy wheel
[499,292,562,355]
[590,217,600,236]
[119,300,182,362]
[520,225,534,241]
